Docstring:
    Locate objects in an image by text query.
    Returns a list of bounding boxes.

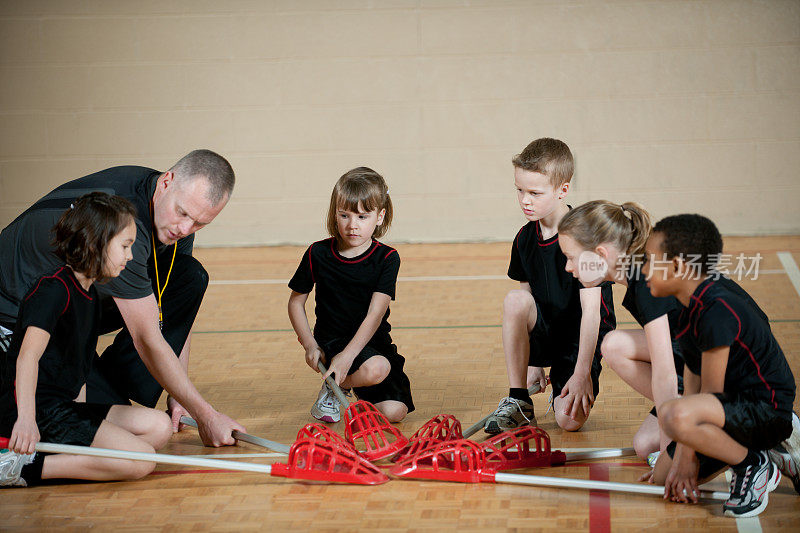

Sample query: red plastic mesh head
[389,439,494,483]
[344,400,408,461]
[393,414,463,462]
[483,426,559,470]
[270,438,389,485]
[296,423,356,451]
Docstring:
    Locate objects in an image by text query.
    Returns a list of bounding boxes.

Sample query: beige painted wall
[1,0,798,247]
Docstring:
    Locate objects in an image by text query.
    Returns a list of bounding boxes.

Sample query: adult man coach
[0,149,245,446]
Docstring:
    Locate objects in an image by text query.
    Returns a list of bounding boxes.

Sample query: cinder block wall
[1,1,798,246]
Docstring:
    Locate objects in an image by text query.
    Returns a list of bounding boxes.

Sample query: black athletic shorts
[0,396,110,447]
[666,391,793,478]
[318,338,414,413]
[527,300,602,398]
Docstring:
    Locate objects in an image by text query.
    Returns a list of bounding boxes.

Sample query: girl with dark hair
[1,192,173,487]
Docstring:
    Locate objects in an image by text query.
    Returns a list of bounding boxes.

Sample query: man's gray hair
[169,149,235,205]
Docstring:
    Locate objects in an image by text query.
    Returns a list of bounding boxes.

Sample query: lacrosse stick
[0,437,388,485]
[483,427,636,469]
[393,414,463,463]
[316,361,409,461]
[390,439,727,499]
[179,416,290,454]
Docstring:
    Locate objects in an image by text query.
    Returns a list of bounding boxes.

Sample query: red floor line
[589,463,611,533]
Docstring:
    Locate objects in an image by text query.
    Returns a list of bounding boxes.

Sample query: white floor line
[777,252,800,299]
[725,470,763,533]
[210,271,785,286]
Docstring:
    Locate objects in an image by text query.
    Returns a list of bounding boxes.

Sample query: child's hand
[9,417,39,455]
[664,448,699,503]
[559,372,594,420]
[305,344,324,372]
[638,468,655,484]
[322,352,355,386]
[527,366,547,393]
[166,395,190,432]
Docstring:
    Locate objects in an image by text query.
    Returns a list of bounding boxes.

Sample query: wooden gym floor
[2,237,800,532]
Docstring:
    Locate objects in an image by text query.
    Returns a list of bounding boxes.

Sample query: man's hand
[527,366,548,393]
[166,395,190,432]
[559,371,594,420]
[196,410,246,447]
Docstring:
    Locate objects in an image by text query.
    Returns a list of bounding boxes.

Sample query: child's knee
[555,411,586,432]
[503,289,534,317]
[377,402,408,423]
[117,443,157,480]
[659,400,690,438]
[360,357,391,385]
[600,331,626,367]
[123,459,156,480]
[149,410,173,449]
[633,427,659,459]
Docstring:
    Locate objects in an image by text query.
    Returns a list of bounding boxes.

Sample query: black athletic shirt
[289,238,400,347]
[0,166,193,325]
[0,266,100,411]
[622,265,682,328]
[676,276,795,414]
[508,221,616,337]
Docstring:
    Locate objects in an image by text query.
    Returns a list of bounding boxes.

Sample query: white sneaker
[484,397,536,435]
[311,381,341,423]
[768,411,800,494]
[0,448,35,487]
[723,451,781,518]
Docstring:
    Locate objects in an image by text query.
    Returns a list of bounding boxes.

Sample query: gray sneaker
[484,397,536,435]
[310,381,341,423]
[768,411,800,494]
[0,448,35,487]
[723,451,781,518]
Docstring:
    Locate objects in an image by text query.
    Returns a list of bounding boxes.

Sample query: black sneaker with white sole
[723,451,781,518]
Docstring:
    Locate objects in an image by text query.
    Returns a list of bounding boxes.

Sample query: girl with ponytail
[558,200,684,465]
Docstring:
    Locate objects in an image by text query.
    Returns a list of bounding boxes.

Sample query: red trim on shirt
[716,298,778,409]
[24,266,70,316]
[65,270,92,300]
[308,243,315,283]
[384,249,397,260]
[535,221,560,247]
[600,292,613,328]
[329,238,380,264]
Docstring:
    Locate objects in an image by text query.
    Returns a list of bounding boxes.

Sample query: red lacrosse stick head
[389,439,494,483]
[296,423,356,451]
[393,414,463,462]
[270,438,389,485]
[483,426,561,470]
[344,400,408,461]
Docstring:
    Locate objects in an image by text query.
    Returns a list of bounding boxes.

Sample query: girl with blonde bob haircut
[558,200,683,467]
[288,167,414,425]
